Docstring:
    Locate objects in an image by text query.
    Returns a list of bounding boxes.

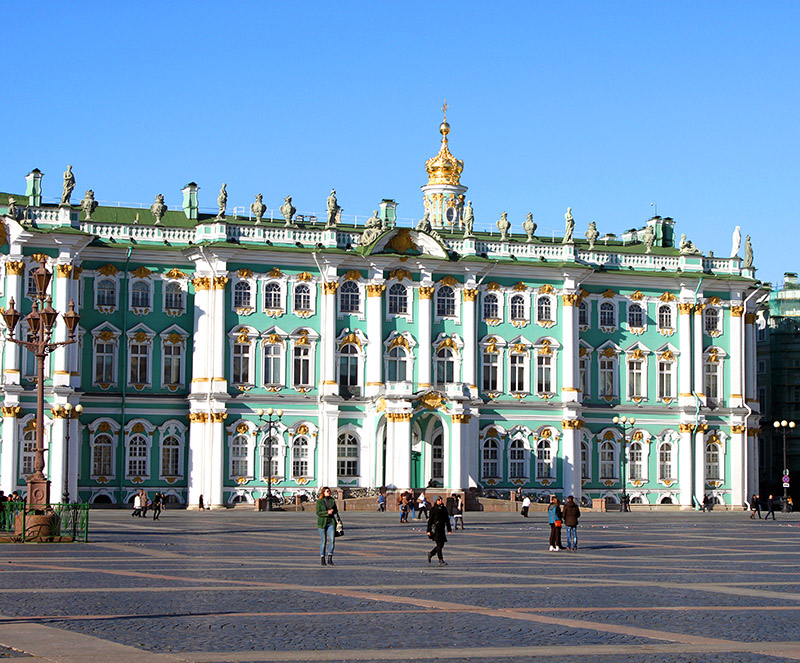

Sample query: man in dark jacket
[765,494,777,520]
[427,496,452,566]
[562,495,581,551]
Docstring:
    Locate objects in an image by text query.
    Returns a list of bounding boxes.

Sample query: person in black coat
[764,494,777,520]
[426,495,452,566]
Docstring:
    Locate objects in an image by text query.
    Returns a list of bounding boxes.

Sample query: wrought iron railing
[0,503,90,542]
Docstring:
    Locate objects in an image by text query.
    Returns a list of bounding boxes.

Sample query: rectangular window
[483,352,498,391]
[293,346,311,387]
[263,345,282,386]
[705,362,719,399]
[599,358,615,397]
[233,343,251,384]
[510,354,526,392]
[579,357,589,396]
[95,342,115,384]
[658,361,673,400]
[628,360,644,399]
[536,355,552,393]
[163,343,182,386]
[129,343,149,384]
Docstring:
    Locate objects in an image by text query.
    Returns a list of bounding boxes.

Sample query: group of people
[131,490,164,520]
[547,495,581,551]
[749,493,788,519]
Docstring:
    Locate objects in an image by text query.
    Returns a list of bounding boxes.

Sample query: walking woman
[316,487,338,566]
[548,495,563,551]
[426,495,452,565]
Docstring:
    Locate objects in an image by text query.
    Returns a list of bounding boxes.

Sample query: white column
[679,424,694,507]
[730,427,746,507]
[208,413,226,508]
[3,260,23,386]
[694,427,706,507]
[449,414,467,490]
[66,414,79,502]
[365,283,384,397]
[417,286,433,388]
[321,280,338,396]
[729,307,744,407]
[211,276,228,390]
[187,415,207,508]
[744,312,758,405]
[677,303,693,407]
[49,414,68,501]
[386,411,412,490]
[693,306,705,402]
[561,294,579,402]
[0,411,19,493]
[189,277,212,393]
[462,288,477,397]
[561,420,581,501]
[52,264,73,387]
[317,403,339,487]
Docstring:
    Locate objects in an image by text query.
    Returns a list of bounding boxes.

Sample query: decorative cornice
[188,412,209,423]
[192,276,211,290]
[679,423,695,433]
[678,303,694,315]
[209,412,228,423]
[386,412,413,422]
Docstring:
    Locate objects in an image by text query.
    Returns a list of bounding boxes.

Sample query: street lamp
[773,420,795,513]
[257,408,283,510]
[60,403,83,503]
[1,260,80,511]
[612,415,636,512]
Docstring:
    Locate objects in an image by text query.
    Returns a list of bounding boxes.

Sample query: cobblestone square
[2,509,800,662]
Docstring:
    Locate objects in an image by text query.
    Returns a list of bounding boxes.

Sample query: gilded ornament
[513,282,528,292]
[5,260,24,276]
[0,220,6,246]
[602,289,616,298]
[579,346,591,358]
[511,343,528,355]
[418,391,446,410]
[265,334,284,346]
[238,268,254,279]
[463,288,478,302]
[388,268,411,282]
[437,337,458,352]
[562,293,579,306]
[538,284,555,295]
[210,412,228,423]
[1,406,21,418]
[731,425,746,434]
[297,424,309,438]
[679,423,695,433]
[98,264,119,277]
[562,419,583,429]
[167,333,184,345]
[268,268,283,278]
[56,264,73,278]
[694,303,705,314]
[366,284,386,297]
[486,281,501,291]
[295,330,311,346]
[192,276,211,291]
[452,414,471,423]
[630,291,645,301]
[387,228,418,254]
[98,330,116,342]
[660,292,677,302]
[376,398,386,414]
[389,335,410,350]
[296,272,314,282]
[212,276,229,290]
[236,330,251,345]
[344,270,362,281]
[418,286,434,299]
[339,332,362,349]
[31,253,49,265]
[707,296,722,305]
[630,348,645,360]
[485,338,499,354]
[236,423,249,434]
[659,350,674,361]
[600,347,617,358]
[132,422,146,433]
[133,331,149,343]
[538,340,552,356]
[539,428,552,439]
[323,281,339,295]
[439,275,458,287]
[131,266,152,279]
[387,412,413,422]
[707,350,719,364]
[424,105,464,186]
[678,303,694,315]
[166,268,187,280]
[730,305,744,318]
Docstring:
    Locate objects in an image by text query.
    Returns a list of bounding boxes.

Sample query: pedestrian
[399,492,410,523]
[141,490,150,517]
[515,486,523,502]
[152,492,162,521]
[699,494,710,512]
[417,491,429,520]
[548,495,563,551]
[452,493,464,530]
[198,494,205,511]
[562,495,581,551]
[316,486,338,566]
[764,494,777,520]
[377,492,385,512]
[408,490,417,520]
[132,491,143,517]
[750,493,761,519]
[521,494,531,518]
[426,495,451,566]
[446,494,456,529]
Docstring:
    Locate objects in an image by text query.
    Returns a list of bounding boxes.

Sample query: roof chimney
[26,169,43,207]
[182,182,199,220]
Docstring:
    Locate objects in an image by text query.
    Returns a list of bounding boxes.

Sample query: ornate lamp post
[612,415,636,512]
[257,408,283,510]
[773,420,795,513]
[1,261,80,511]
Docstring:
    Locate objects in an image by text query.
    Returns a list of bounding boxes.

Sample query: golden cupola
[424,104,464,186]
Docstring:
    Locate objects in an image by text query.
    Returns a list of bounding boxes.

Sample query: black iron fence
[0,502,90,542]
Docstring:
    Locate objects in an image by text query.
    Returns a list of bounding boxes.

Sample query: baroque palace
[0,115,765,509]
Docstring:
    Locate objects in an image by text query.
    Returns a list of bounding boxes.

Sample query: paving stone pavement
[2,508,800,662]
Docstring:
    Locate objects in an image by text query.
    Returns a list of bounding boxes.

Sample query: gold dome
[425,105,463,186]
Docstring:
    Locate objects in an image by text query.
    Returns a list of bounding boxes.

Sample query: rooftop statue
[641,224,655,254]
[359,210,383,247]
[6,197,17,218]
[61,165,75,206]
[496,211,510,241]
[679,233,702,256]
[251,193,265,224]
[743,235,753,269]
[585,221,599,250]
[326,189,341,229]
[463,200,474,238]
[523,212,537,243]
[150,194,167,226]
[216,183,227,219]
[417,208,432,233]
[280,196,296,227]
[730,225,741,259]
[80,190,98,221]
[563,207,574,244]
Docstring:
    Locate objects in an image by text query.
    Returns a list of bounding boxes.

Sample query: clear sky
[2,2,798,286]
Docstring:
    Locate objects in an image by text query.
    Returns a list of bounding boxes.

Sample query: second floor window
[293,345,311,387]
[97,279,116,307]
[340,281,360,313]
[339,344,359,387]
[294,284,311,311]
[437,286,456,317]
[510,352,526,392]
[388,284,408,314]
[434,347,455,385]
[131,281,150,308]
[264,282,281,310]
[628,303,644,328]
[483,293,499,319]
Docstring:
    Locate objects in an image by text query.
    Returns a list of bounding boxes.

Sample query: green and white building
[0,118,765,508]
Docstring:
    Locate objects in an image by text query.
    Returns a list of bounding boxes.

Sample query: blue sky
[2,2,798,286]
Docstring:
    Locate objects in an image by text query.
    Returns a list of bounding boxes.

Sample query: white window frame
[599,300,617,331]
[289,328,319,390]
[292,278,317,317]
[482,290,502,323]
[89,418,120,480]
[704,305,723,337]
[261,329,287,389]
[124,420,154,480]
[578,300,589,329]
[657,303,675,334]
[229,326,258,388]
[126,326,155,389]
[598,432,620,481]
[94,274,119,313]
[508,435,530,480]
[129,278,153,313]
[337,431,360,479]
[535,294,556,326]
[434,283,460,322]
[384,333,416,384]
[508,346,530,395]
[432,334,463,387]
[535,434,556,480]
[482,437,501,479]
[703,347,726,402]
[158,420,187,480]
[162,278,187,316]
[627,302,647,333]
[160,326,189,390]
[262,279,286,315]
[480,336,505,395]
[532,338,559,398]
[232,276,256,314]
[338,278,365,319]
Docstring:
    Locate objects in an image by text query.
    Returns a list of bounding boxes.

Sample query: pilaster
[694,426,707,507]
[561,293,579,402]
[321,279,338,396]
[561,418,583,500]
[52,262,73,387]
[317,402,340,487]
[462,288,477,398]
[3,259,23,386]
[385,409,412,490]
[365,282,384,397]
[417,283,433,388]
[677,302,693,407]
[679,423,694,507]
[693,305,705,404]
[729,426,747,507]
[0,406,21,493]
[729,305,744,407]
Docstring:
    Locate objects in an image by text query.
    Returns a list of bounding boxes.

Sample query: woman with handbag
[316,487,339,566]
[426,495,452,565]
[548,495,563,551]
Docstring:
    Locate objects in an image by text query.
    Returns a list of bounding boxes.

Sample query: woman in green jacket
[316,486,338,566]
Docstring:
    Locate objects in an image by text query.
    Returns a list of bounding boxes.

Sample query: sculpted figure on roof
[216,183,227,219]
[359,210,383,247]
[463,201,474,238]
[496,212,510,241]
[280,196,296,227]
[641,224,655,254]
[326,189,341,229]
[743,235,753,269]
[417,208,432,233]
[585,221,599,250]
[151,194,167,226]
[81,190,98,221]
[563,207,574,244]
[679,234,702,256]
[523,213,537,243]
[251,194,265,224]
[61,165,75,206]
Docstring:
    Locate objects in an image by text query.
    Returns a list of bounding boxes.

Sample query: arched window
[705,443,721,480]
[437,286,456,317]
[92,433,113,477]
[658,442,674,481]
[704,307,721,335]
[337,432,359,477]
[338,343,359,387]
[127,434,148,477]
[628,441,643,480]
[431,432,444,482]
[233,281,251,308]
[578,300,588,326]
[537,296,552,323]
[482,438,500,478]
[600,302,615,327]
[628,303,644,328]
[581,440,590,481]
[263,342,282,386]
[230,434,249,477]
[293,283,311,311]
[165,282,184,311]
[97,279,117,307]
[161,435,180,477]
[387,346,408,382]
[509,439,527,479]
[260,434,280,479]
[434,347,455,386]
[536,438,554,478]
[483,293,499,319]
[21,428,36,475]
[264,282,281,310]
[599,440,616,479]
[340,281,360,313]
[131,281,150,308]
[658,304,672,330]
[292,436,309,477]
[388,283,407,315]
[510,295,526,321]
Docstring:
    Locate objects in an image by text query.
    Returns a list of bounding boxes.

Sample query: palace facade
[0,118,764,508]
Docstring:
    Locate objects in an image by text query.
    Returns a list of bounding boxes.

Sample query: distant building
[757,272,800,497]
[0,115,765,509]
